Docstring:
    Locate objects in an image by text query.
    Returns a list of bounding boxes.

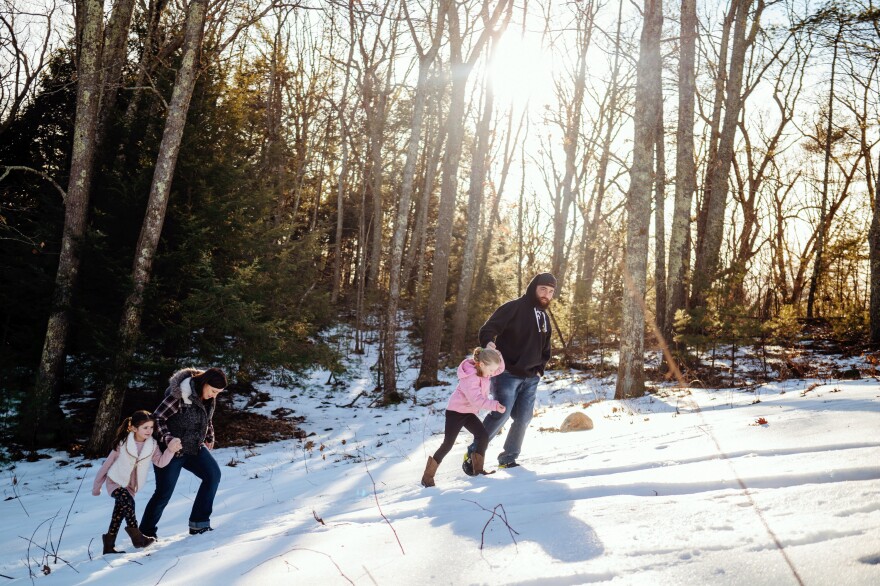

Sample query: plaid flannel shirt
[153,393,215,446]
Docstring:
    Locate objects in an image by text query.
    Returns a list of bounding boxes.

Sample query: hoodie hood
[523,272,557,306]
[167,368,203,405]
[457,358,478,380]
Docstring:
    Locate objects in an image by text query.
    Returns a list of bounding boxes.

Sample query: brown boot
[102,533,124,555]
[125,526,156,548]
[421,456,439,487]
[472,453,485,476]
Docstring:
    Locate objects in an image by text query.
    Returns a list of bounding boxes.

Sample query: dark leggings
[432,410,489,464]
[108,487,138,535]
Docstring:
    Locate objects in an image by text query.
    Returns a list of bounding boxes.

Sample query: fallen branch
[362,449,405,555]
[313,510,325,525]
[338,390,366,408]
[463,499,520,550]
[241,547,353,584]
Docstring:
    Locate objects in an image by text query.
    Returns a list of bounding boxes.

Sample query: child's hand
[167,437,182,453]
[497,404,506,414]
[487,341,497,350]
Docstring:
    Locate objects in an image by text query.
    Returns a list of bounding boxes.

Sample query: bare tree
[664,0,697,344]
[88,0,210,456]
[95,0,139,149]
[24,0,104,447]
[449,36,499,359]
[691,0,764,308]
[416,0,513,388]
[0,0,59,136]
[382,0,446,401]
[550,1,597,288]
[617,0,662,400]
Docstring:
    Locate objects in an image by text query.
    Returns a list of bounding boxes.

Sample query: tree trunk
[664,0,697,344]
[382,2,445,401]
[691,0,761,307]
[653,79,667,335]
[331,21,357,304]
[416,0,511,387]
[577,0,624,310]
[616,0,662,400]
[96,0,138,150]
[24,0,105,448]
[871,148,880,344]
[87,0,208,456]
[475,107,526,291]
[552,6,594,286]
[806,24,841,319]
[450,65,496,359]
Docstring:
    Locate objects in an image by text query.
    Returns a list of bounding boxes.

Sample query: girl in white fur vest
[92,411,181,554]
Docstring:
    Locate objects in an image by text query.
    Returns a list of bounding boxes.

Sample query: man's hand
[204,441,215,450]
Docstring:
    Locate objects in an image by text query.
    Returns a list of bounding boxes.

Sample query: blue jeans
[139,446,221,536]
[469,372,539,465]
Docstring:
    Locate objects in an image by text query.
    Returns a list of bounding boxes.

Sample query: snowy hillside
[2,336,879,585]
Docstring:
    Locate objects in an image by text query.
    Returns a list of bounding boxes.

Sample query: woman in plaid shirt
[139,367,227,538]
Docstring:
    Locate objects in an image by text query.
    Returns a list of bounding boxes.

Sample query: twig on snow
[313,510,325,525]
[241,547,354,584]
[54,472,86,562]
[9,472,29,517]
[463,499,520,550]
[154,557,180,585]
[24,517,53,583]
[17,537,78,573]
[361,448,405,555]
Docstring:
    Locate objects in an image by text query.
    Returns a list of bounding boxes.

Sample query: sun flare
[487,32,555,107]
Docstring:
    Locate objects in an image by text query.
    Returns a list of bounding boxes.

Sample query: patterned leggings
[108,487,138,535]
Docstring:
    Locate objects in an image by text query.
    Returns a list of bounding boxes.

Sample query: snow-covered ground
[2,332,880,585]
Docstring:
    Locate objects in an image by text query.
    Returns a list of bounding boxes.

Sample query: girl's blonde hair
[472,346,501,372]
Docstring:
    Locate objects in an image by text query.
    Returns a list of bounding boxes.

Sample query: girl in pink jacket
[421,347,506,487]
[92,410,181,554]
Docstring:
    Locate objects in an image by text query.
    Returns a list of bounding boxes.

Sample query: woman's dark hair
[191,367,228,396]
[112,410,153,448]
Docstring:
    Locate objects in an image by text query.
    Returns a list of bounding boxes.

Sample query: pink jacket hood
[446,356,505,414]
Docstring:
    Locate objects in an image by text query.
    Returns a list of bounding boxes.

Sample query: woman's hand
[167,437,182,453]
[92,488,101,496]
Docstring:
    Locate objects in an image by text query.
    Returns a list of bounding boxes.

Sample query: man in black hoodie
[464,273,556,472]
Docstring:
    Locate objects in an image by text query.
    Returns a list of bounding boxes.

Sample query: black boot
[102,533,124,555]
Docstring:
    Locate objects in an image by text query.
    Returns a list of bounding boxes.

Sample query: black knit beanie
[534,273,557,289]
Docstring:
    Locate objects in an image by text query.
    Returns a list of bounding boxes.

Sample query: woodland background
[0,0,878,456]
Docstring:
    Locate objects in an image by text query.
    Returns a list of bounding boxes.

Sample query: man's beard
[536,297,551,309]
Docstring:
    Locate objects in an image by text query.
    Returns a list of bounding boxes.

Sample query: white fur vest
[107,432,156,491]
